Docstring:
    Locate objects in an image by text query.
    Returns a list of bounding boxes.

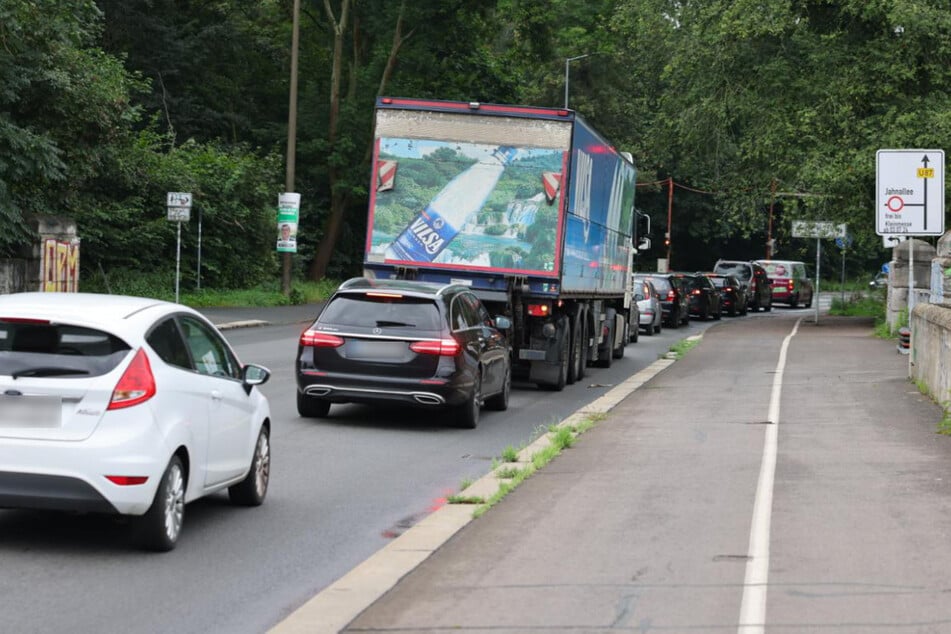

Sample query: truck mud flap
[528,357,561,386]
[526,317,569,389]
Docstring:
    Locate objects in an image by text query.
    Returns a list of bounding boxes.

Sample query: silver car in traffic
[634,277,662,336]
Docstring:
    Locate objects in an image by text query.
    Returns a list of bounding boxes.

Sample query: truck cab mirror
[637,237,651,251]
[493,316,512,330]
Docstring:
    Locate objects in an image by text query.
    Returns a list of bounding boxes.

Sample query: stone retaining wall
[910,303,951,407]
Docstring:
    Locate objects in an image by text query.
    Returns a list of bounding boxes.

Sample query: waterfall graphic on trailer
[386,146,519,262]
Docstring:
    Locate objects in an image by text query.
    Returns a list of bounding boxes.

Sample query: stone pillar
[929,230,951,307]
[888,238,935,329]
[30,216,80,292]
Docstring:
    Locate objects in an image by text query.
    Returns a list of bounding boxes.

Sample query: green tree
[97,0,289,148]
[0,0,145,256]
[301,0,519,281]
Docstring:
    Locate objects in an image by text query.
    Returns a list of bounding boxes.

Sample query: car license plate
[0,395,62,428]
[345,340,406,361]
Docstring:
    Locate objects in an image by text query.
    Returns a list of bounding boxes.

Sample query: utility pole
[282,0,300,296]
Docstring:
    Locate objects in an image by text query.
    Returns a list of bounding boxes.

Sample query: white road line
[738,317,802,634]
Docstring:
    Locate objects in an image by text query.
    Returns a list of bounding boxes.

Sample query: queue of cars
[632,258,813,329]
[0,261,815,551]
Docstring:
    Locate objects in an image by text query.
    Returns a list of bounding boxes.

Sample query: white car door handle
[211,390,223,401]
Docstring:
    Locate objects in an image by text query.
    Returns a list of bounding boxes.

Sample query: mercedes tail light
[300,330,344,348]
[410,339,462,356]
[108,349,156,410]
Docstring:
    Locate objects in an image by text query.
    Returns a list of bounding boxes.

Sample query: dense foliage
[1,0,949,290]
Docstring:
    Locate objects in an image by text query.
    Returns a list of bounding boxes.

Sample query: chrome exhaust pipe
[413,393,444,405]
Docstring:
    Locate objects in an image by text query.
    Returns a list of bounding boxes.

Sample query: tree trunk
[309,0,412,281]
[308,0,351,281]
[363,0,413,166]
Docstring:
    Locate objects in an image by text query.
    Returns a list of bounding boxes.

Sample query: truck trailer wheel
[538,317,569,391]
[596,309,616,368]
[613,313,626,359]
[552,320,569,390]
[567,311,586,385]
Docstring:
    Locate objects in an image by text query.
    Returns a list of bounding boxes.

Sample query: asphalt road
[1,302,803,633]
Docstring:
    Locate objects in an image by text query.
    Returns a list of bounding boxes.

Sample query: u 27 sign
[876,149,944,236]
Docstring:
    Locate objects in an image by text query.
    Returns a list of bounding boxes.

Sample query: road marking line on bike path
[738,317,802,634]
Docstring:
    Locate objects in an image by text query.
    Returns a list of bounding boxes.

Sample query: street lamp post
[564,54,593,109]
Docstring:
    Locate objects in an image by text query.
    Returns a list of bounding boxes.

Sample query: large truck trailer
[363,97,638,390]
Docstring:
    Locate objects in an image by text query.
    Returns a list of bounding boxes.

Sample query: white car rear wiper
[12,367,91,379]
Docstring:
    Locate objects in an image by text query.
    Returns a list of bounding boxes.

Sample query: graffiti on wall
[43,239,80,292]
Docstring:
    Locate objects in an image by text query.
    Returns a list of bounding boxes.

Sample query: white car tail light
[108,348,156,410]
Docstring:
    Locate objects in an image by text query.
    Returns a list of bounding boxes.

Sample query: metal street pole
[814,237,821,324]
[196,206,202,290]
[666,177,674,269]
[908,238,916,314]
[283,0,300,296]
[175,220,182,304]
[767,178,776,259]
[840,246,846,304]
[564,54,593,109]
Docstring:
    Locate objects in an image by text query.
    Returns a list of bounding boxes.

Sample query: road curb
[268,349,686,634]
[214,319,271,330]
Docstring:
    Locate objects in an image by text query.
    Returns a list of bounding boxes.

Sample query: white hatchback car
[0,293,271,551]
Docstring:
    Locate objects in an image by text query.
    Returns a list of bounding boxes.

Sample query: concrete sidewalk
[270,314,946,633]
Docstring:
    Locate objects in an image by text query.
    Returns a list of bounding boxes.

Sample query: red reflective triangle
[377,160,398,192]
[542,172,561,203]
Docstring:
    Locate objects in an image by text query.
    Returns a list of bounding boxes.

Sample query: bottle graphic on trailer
[386,145,519,262]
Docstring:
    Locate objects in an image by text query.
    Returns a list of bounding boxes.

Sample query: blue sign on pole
[834,235,853,250]
[882,262,890,273]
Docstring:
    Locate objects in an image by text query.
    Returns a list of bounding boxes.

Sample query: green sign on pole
[277,192,300,253]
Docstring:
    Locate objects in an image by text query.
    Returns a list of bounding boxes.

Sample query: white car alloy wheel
[162,460,186,542]
[252,431,270,499]
[138,455,186,551]
[229,426,271,506]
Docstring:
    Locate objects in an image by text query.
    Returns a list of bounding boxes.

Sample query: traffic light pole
[767,178,776,259]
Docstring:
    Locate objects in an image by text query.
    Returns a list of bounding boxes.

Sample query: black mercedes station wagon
[295,278,512,429]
